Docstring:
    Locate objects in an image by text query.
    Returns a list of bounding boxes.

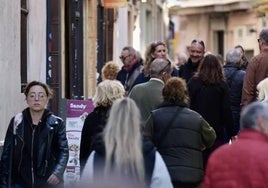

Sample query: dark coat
[145,102,216,184]
[187,77,235,167]
[79,106,110,173]
[188,77,235,140]
[116,61,143,94]
[179,59,200,83]
[0,108,69,188]
[223,65,246,135]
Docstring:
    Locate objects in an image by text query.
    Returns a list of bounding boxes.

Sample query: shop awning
[104,0,127,8]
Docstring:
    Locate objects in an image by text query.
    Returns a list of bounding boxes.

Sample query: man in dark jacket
[179,39,205,83]
[116,46,143,95]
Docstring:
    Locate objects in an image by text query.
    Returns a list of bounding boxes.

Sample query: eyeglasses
[119,54,131,62]
[191,39,205,48]
[159,60,171,74]
[28,92,47,101]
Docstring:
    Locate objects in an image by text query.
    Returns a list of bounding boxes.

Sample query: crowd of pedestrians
[2,28,268,188]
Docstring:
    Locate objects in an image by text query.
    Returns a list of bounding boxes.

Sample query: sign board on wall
[104,0,127,8]
[64,99,94,186]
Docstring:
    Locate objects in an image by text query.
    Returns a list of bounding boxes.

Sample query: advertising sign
[64,99,94,186]
[104,0,127,8]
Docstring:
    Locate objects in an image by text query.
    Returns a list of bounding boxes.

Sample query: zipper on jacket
[43,130,51,176]
[31,127,36,188]
[17,134,25,172]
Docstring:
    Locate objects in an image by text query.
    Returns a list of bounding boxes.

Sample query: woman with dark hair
[0,81,69,188]
[187,54,235,168]
[145,77,216,188]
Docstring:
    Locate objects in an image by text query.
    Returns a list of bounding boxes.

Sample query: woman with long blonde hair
[81,98,172,188]
[79,80,125,173]
[104,98,145,185]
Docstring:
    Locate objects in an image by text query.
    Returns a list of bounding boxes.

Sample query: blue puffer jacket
[223,65,246,135]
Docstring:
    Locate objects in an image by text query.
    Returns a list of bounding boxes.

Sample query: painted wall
[170,2,261,61]
[0,0,47,141]
[0,1,25,141]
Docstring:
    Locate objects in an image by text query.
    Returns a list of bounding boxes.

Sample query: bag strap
[154,107,181,147]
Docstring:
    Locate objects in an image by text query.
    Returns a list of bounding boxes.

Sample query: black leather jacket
[0,108,69,188]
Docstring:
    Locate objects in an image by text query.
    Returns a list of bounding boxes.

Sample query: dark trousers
[173,181,201,188]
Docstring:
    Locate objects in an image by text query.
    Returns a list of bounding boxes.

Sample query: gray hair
[122,46,137,57]
[225,48,242,66]
[149,58,172,77]
[259,28,268,45]
[240,101,268,130]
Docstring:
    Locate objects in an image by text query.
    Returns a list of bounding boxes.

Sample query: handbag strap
[154,107,181,147]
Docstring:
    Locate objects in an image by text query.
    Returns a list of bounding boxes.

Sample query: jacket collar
[238,129,268,142]
[157,101,189,109]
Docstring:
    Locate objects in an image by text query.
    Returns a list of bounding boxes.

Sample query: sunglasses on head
[151,41,166,52]
[191,39,205,48]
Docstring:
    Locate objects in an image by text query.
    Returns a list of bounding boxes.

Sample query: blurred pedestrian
[116,46,143,95]
[216,54,225,66]
[234,44,249,70]
[223,48,246,137]
[242,28,268,107]
[129,58,173,123]
[145,77,216,188]
[0,81,69,188]
[79,80,125,173]
[101,61,120,80]
[187,54,235,168]
[176,52,188,68]
[80,98,173,188]
[179,39,205,82]
[257,77,268,101]
[203,101,268,188]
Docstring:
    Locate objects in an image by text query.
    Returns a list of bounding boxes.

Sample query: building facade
[0,0,169,142]
[0,0,99,141]
[169,0,267,62]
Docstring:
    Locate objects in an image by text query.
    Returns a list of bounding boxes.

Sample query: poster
[103,0,127,8]
[64,99,94,186]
